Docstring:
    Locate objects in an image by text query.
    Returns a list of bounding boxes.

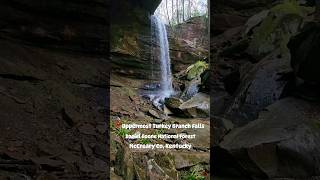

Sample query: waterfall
[150,15,174,103]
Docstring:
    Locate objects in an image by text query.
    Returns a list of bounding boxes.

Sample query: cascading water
[147,15,174,106]
[153,15,173,97]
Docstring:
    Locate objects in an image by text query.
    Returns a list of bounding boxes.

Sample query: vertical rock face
[110,0,161,78]
[0,0,109,54]
[0,0,109,179]
[168,16,209,73]
[111,1,209,78]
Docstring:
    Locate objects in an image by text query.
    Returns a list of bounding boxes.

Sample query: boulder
[183,119,210,149]
[226,51,292,126]
[173,152,210,170]
[164,97,184,115]
[244,10,270,35]
[288,22,320,84]
[247,1,313,59]
[148,109,160,119]
[217,98,320,179]
[180,77,201,100]
[179,93,210,118]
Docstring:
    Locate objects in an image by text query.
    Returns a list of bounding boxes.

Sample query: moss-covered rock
[247,0,314,58]
[186,60,209,80]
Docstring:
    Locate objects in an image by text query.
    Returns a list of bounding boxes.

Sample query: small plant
[154,128,165,136]
[116,128,131,138]
[139,138,152,144]
[186,60,208,80]
[182,166,206,180]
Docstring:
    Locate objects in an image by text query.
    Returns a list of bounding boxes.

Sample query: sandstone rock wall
[0,0,109,178]
[0,0,108,54]
[110,0,161,78]
[168,16,209,73]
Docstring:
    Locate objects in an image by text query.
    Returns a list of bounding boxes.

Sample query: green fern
[182,166,206,180]
[116,128,131,138]
[186,60,208,80]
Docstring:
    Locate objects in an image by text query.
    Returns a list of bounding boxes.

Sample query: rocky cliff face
[110,1,208,79]
[0,0,108,54]
[0,0,109,179]
[168,16,209,73]
[110,0,161,78]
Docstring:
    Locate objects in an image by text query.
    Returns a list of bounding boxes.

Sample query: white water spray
[151,15,174,102]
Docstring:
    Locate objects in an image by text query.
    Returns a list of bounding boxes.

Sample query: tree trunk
[166,0,171,26]
[182,0,185,21]
[176,0,179,24]
[188,0,191,18]
[172,0,174,23]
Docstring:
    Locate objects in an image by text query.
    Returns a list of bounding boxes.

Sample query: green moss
[186,60,209,80]
[116,128,132,138]
[271,0,305,15]
[181,165,206,180]
[248,0,314,57]
[139,138,151,144]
